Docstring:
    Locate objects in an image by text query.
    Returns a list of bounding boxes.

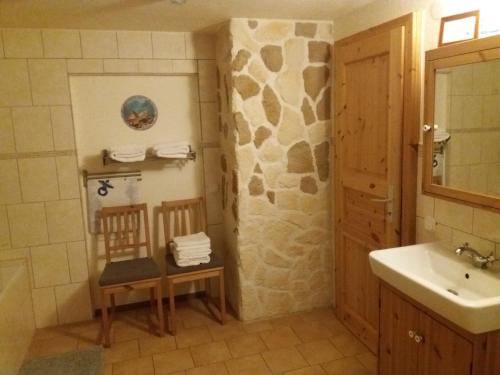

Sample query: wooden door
[379,285,419,375]
[419,312,473,375]
[334,23,407,352]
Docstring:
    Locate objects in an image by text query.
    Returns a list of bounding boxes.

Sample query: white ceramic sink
[369,242,500,334]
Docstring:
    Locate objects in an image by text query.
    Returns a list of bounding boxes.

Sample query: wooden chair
[98,204,164,347]
[161,198,225,335]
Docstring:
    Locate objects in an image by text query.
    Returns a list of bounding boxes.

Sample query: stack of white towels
[170,232,212,267]
[108,146,146,162]
[153,142,191,159]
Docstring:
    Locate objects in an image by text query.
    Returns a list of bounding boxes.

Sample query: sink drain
[447,288,459,296]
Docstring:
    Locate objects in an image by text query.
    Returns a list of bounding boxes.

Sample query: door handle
[370,197,393,203]
[370,185,394,223]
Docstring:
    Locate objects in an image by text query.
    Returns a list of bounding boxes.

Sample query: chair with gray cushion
[99,203,164,347]
[161,198,225,335]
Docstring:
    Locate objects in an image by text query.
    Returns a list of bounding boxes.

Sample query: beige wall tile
[416,217,453,244]
[138,59,173,73]
[469,164,489,195]
[56,156,80,199]
[42,30,81,58]
[487,164,500,196]
[67,59,103,73]
[117,31,152,58]
[66,241,88,282]
[0,206,10,249]
[81,30,118,58]
[171,59,198,73]
[0,108,16,153]
[473,208,500,243]
[451,64,473,96]
[45,199,84,243]
[0,60,32,106]
[434,198,473,232]
[200,103,219,143]
[482,95,500,127]
[50,106,75,151]
[198,60,217,102]
[31,243,70,288]
[472,61,494,95]
[207,223,225,256]
[32,287,58,328]
[18,157,59,202]
[480,131,500,163]
[0,248,29,261]
[103,59,139,73]
[8,203,48,247]
[55,282,92,324]
[12,106,54,152]
[203,147,220,194]
[2,29,43,58]
[152,32,186,59]
[29,59,70,105]
[416,193,434,218]
[185,33,216,59]
[0,159,22,204]
[446,133,481,166]
[447,165,469,191]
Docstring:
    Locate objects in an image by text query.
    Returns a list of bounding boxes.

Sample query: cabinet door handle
[414,334,424,344]
[408,330,415,339]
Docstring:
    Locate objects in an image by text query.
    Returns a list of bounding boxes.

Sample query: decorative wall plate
[121,95,158,130]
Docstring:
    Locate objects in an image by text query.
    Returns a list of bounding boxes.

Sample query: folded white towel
[170,243,211,259]
[173,252,210,267]
[109,154,146,162]
[109,145,146,156]
[153,142,190,153]
[173,232,210,247]
[154,151,190,159]
[174,250,211,260]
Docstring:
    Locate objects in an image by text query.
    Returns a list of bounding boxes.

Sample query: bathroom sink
[369,242,500,334]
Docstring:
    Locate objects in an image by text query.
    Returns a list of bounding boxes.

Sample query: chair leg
[219,270,226,325]
[149,287,155,314]
[101,289,111,347]
[168,279,176,335]
[156,280,165,337]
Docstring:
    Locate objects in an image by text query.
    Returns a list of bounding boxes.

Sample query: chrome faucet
[455,243,496,269]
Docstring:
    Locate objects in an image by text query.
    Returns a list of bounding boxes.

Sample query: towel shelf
[102,149,197,166]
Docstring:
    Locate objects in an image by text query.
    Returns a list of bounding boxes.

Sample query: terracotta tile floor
[25,297,377,375]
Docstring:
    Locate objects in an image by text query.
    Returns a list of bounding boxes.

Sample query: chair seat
[165,253,224,276]
[99,258,161,286]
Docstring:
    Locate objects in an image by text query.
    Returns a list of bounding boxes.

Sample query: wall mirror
[423,34,500,211]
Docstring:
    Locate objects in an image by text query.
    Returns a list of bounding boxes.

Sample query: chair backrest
[161,198,207,252]
[101,203,152,263]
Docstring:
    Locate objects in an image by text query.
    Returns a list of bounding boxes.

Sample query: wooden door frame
[332,13,421,311]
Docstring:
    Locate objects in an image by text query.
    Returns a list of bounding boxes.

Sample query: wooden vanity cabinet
[379,283,500,375]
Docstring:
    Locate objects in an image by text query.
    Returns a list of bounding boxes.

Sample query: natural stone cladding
[216,19,333,320]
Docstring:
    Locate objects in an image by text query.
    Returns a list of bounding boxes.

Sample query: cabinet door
[419,312,473,375]
[379,286,419,375]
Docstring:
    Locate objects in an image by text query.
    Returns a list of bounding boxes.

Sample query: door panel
[379,286,419,375]
[335,24,405,353]
[419,312,473,375]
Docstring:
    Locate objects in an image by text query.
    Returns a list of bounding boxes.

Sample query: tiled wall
[442,61,500,196]
[0,28,220,328]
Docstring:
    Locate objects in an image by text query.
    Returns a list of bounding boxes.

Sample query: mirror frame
[423,34,500,211]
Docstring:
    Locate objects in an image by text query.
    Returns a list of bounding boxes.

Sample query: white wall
[71,74,206,306]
